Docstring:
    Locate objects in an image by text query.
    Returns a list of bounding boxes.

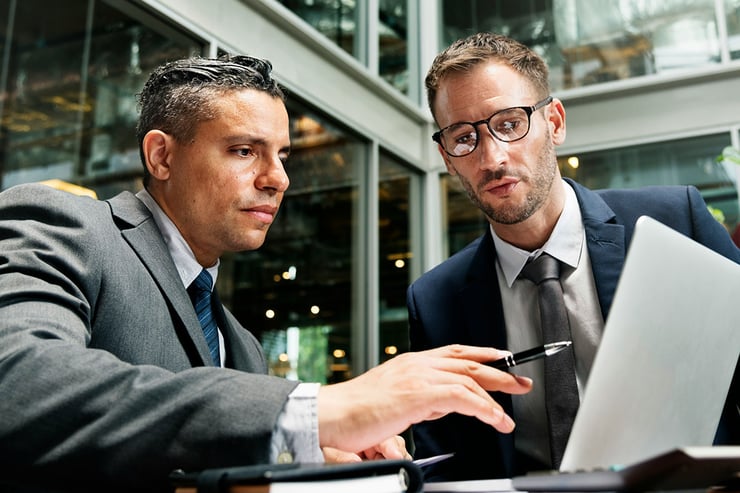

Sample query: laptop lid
[560,215,740,472]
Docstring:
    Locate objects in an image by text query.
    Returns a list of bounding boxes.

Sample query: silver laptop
[560,215,740,472]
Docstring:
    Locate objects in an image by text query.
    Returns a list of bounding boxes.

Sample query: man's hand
[317,344,532,454]
[322,435,411,463]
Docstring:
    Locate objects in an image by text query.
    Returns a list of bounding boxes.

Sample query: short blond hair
[426,32,550,120]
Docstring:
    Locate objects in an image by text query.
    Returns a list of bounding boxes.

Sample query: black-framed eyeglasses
[432,96,553,157]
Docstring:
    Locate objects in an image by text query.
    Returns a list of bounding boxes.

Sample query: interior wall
[558,68,740,154]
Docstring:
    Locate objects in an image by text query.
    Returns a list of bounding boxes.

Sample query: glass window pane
[558,133,739,229]
[1,0,89,189]
[442,174,488,256]
[727,0,740,59]
[0,0,201,196]
[226,99,364,384]
[277,0,357,57]
[440,0,721,91]
[378,151,416,361]
[379,0,408,93]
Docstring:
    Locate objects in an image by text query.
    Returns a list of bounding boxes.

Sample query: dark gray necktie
[188,269,220,367]
[520,253,579,469]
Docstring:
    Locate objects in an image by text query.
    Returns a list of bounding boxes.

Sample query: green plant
[708,205,726,224]
[718,145,740,166]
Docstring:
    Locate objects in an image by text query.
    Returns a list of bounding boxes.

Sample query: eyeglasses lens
[440,107,532,157]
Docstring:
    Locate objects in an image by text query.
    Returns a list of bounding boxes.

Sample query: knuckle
[448,383,469,400]
[465,361,480,375]
[447,344,466,358]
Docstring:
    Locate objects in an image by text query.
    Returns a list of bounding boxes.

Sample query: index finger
[422,344,510,365]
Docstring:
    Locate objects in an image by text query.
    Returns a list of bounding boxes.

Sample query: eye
[234,147,254,157]
[491,109,528,136]
[497,120,520,134]
[446,125,476,145]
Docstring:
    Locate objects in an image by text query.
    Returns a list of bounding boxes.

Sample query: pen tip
[544,341,573,356]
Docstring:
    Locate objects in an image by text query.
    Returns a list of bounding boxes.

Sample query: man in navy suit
[408,32,740,481]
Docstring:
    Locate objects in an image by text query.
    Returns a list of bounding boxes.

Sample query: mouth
[244,204,278,224]
[483,177,519,197]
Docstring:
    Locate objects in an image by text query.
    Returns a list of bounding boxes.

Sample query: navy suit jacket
[408,179,740,481]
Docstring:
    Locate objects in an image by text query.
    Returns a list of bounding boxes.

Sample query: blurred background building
[1,0,739,382]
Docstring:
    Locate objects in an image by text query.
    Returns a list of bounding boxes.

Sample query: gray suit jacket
[0,184,298,492]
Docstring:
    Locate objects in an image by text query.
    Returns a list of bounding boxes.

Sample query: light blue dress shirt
[136,189,323,464]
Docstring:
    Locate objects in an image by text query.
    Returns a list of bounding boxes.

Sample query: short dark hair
[136,54,286,186]
[425,32,550,121]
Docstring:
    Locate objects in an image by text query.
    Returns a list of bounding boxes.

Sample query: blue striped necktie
[188,269,220,366]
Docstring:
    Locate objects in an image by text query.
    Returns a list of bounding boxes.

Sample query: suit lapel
[459,233,508,350]
[567,179,626,321]
[105,192,214,366]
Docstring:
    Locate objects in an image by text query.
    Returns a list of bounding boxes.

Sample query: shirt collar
[136,188,219,289]
[492,179,584,287]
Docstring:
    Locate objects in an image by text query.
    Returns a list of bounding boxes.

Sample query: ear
[548,98,566,146]
[142,130,175,182]
[437,145,458,176]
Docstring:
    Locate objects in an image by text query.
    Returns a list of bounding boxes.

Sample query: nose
[255,155,290,193]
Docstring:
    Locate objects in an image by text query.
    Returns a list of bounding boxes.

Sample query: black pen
[489,341,572,370]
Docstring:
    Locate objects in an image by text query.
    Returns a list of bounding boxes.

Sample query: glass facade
[1,0,739,380]
[0,0,201,197]
[559,134,739,229]
[378,0,409,93]
[441,0,725,91]
[276,0,409,93]
[277,0,357,56]
[442,174,488,255]
[378,151,417,362]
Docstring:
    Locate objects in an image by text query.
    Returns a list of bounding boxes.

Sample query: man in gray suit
[0,55,532,492]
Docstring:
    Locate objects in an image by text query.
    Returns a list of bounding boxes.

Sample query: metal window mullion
[368,0,379,75]
[0,0,17,137]
[715,0,731,64]
[351,142,380,375]
[73,0,96,180]
[365,142,380,370]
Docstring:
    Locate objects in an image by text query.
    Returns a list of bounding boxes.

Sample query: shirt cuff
[270,382,323,464]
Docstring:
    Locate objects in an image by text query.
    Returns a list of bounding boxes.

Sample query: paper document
[268,472,409,493]
[423,478,516,492]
